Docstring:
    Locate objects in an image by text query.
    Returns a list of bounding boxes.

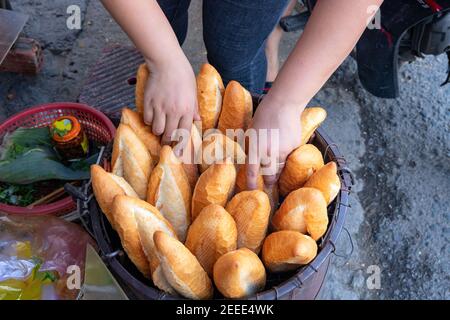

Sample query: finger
[178,115,193,135]
[143,104,154,126]
[173,115,193,156]
[152,112,166,136]
[162,115,180,145]
[246,162,260,190]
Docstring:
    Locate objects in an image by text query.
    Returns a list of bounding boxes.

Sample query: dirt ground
[0,1,449,299]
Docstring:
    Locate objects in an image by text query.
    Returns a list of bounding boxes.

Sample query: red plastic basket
[0,102,116,216]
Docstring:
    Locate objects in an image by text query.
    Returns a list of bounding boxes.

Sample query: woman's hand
[246,95,304,189]
[144,54,199,145]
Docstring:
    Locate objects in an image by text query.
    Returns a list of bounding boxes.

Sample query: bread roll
[213,248,266,299]
[91,164,138,229]
[272,187,328,241]
[304,162,341,205]
[177,123,202,189]
[197,64,224,132]
[185,204,237,276]
[262,231,318,272]
[264,183,280,219]
[200,132,246,173]
[120,195,177,294]
[135,63,149,114]
[120,107,161,160]
[300,107,327,145]
[279,144,324,196]
[111,195,150,277]
[112,123,153,199]
[147,145,192,241]
[226,190,271,254]
[191,160,236,220]
[154,231,213,300]
[218,81,253,133]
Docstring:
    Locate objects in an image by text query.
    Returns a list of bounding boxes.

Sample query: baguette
[304,162,341,205]
[154,231,214,300]
[279,144,324,196]
[272,187,328,241]
[218,80,253,133]
[90,164,138,229]
[120,107,161,161]
[213,248,266,299]
[147,145,192,242]
[262,231,318,272]
[177,123,202,189]
[118,195,177,294]
[191,160,236,221]
[300,107,327,145]
[185,204,237,276]
[225,190,271,254]
[200,132,246,173]
[197,64,225,132]
[111,195,150,277]
[112,123,153,199]
[135,63,149,115]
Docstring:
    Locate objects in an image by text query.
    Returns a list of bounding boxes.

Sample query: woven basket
[0,102,116,215]
[85,126,353,300]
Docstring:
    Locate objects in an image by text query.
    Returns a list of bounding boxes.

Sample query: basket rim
[0,102,116,215]
[88,127,353,300]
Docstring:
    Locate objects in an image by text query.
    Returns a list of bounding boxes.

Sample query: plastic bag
[0,214,96,300]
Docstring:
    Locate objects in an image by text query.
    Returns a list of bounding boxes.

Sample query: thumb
[246,162,260,190]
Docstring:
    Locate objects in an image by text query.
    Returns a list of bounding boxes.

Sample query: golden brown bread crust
[135,64,149,115]
[147,145,192,242]
[200,132,246,173]
[197,64,225,132]
[271,187,328,241]
[112,123,154,199]
[213,248,266,299]
[279,144,324,197]
[218,81,253,133]
[91,164,138,229]
[304,161,341,205]
[154,231,214,300]
[300,107,327,145]
[120,107,161,161]
[185,204,237,276]
[177,123,202,189]
[191,160,236,221]
[111,195,151,277]
[128,196,177,294]
[262,231,318,272]
[225,190,271,254]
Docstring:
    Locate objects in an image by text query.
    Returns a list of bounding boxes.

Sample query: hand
[143,54,200,145]
[247,96,304,189]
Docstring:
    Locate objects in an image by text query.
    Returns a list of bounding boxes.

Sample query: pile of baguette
[91,63,341,300]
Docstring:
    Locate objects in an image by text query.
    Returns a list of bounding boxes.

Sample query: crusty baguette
[300,107,327,145]
[128,196,177,295]
[218,80,253,133]
[176,123,202,189]
[304,162,341,205]
[154,231,213,300]
[120,107,161,161]
[90,164,138,229]
[111,195,151,277]
[147,145,192,242]
[196,64,225,132]
[191,160,237,221]
[225,190,271,254]
[272,187,328,241]
[262,231,318,272]
[185,204,237,276]
[135,63,149,115]
[112,123,153,199]
[279,144,324,196]
[213,248,266,299]
[200,132,246,173]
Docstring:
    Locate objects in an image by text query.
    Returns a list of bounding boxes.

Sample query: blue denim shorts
[158,0,290,94]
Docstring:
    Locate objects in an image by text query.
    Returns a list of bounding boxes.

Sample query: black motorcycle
[281,0,450,98]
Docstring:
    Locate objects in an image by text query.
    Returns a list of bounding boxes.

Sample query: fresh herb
[0,183,36,206]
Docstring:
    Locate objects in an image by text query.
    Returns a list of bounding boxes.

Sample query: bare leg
[265,0,297,82]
